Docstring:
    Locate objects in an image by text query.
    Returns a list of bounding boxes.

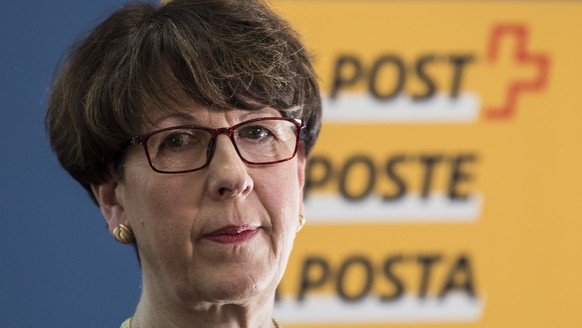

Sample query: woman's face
[96,104,305,307]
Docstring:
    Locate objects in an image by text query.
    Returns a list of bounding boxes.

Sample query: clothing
[120,317,281,327]
[120,318,131,328]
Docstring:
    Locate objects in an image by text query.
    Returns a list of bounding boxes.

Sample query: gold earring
[297,214,306,232]
[112,224,134,244]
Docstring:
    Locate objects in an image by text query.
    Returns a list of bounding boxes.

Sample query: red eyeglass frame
[129,117,304,174]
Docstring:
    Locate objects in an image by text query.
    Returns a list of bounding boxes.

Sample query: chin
[181,264,278,305]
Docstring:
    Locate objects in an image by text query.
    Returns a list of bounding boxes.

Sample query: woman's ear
[91,176,126,234]
[296,144,307,214]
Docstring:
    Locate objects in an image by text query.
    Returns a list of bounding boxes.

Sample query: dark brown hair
[46,0,321,201]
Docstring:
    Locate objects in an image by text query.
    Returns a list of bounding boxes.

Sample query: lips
[203,225,260,244]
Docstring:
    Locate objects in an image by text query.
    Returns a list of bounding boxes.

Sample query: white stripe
[322,93,480,123]
[304,193,482,223]
[274,293,484,324]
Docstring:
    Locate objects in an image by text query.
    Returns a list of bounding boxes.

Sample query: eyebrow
[239,108,281,120]
[152,107,283,127]
[150,112,197,129]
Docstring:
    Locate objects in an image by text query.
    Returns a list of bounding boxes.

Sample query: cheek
[253,163,302,232]
[123,170,202,251]
[254,164,303,279]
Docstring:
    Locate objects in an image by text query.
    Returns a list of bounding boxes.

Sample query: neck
[130,286,277,328]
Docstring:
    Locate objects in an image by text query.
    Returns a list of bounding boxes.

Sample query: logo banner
[272,1,582,327]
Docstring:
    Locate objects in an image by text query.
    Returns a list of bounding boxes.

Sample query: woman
[45,0,321,327]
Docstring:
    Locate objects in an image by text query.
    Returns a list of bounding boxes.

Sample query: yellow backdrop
[271,1,582,327]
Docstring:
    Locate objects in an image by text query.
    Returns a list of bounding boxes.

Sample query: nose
[205,135,254,200]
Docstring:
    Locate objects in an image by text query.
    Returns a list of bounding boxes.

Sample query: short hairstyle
[46,0,321,201]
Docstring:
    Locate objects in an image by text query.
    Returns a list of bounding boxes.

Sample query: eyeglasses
[129,117,304,174]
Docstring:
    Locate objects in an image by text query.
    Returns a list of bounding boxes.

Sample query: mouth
[202,225,260,244]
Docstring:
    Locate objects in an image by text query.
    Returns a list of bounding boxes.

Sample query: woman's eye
[160,132,201,151]
[239,125,273,141]
[163,133,186,147]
